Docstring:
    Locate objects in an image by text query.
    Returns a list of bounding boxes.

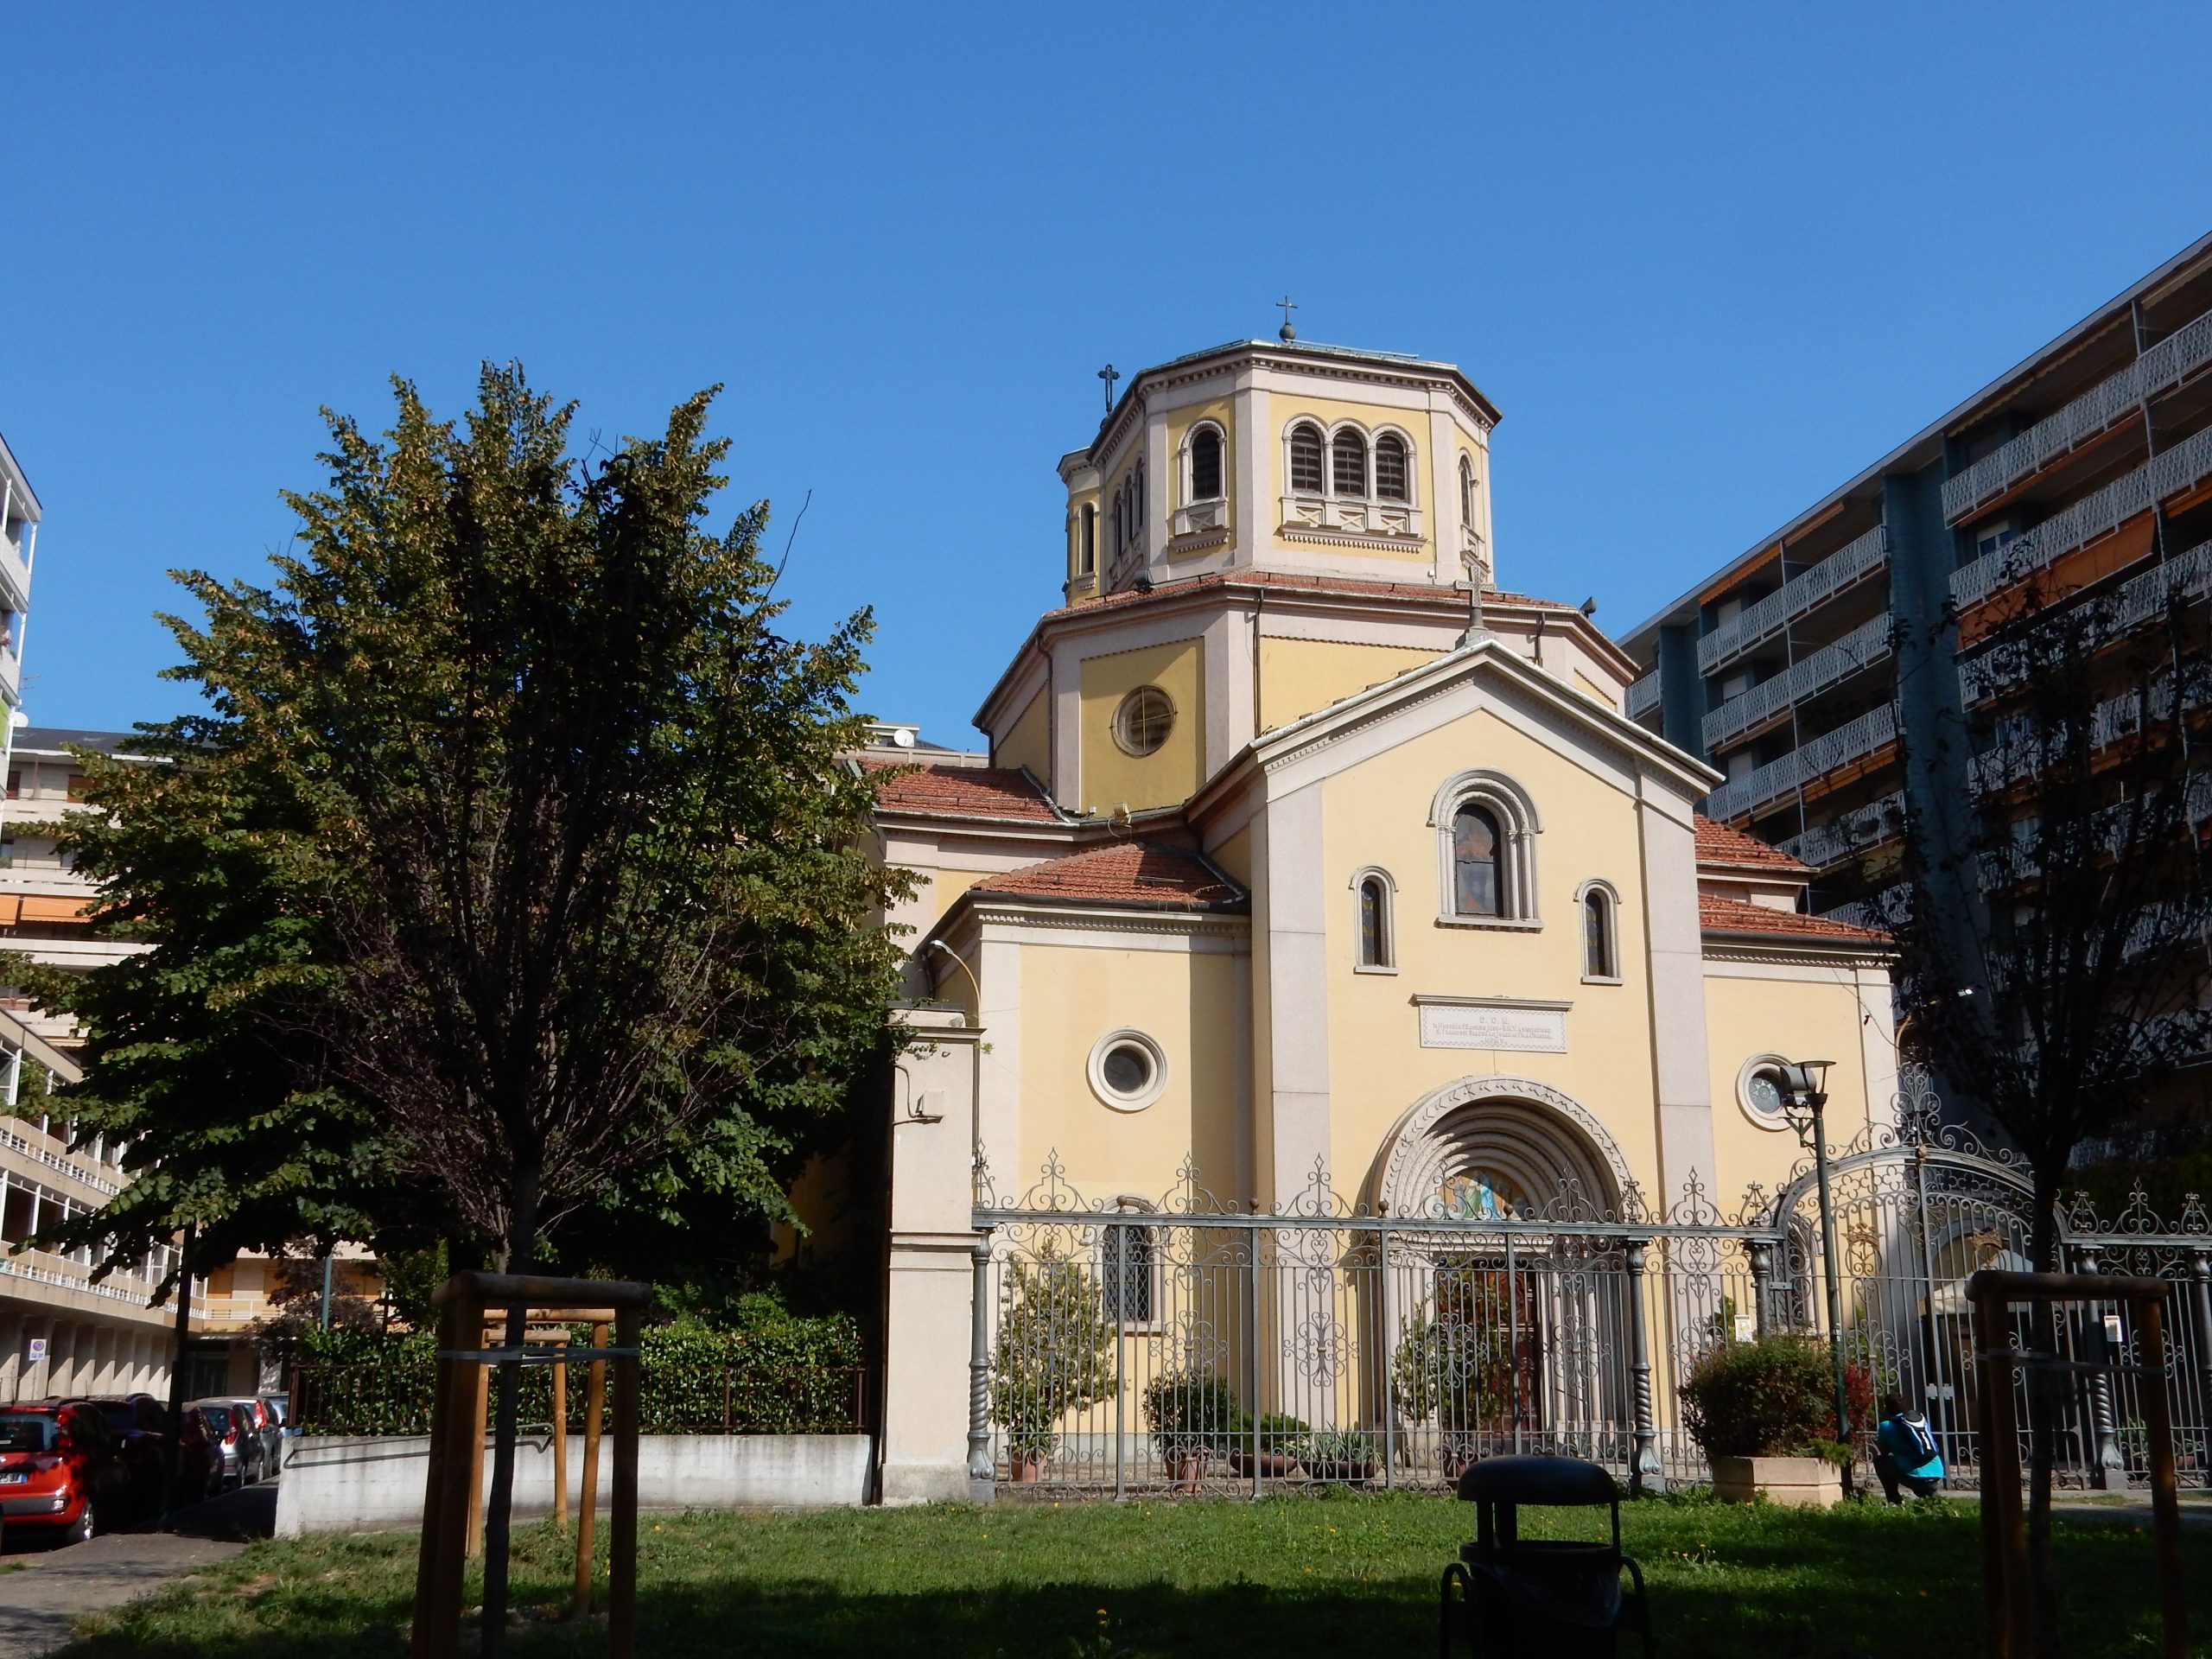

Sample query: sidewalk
[0,1482,276,1657]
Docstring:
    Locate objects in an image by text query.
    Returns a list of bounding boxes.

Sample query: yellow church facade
[869,334,1895,1503]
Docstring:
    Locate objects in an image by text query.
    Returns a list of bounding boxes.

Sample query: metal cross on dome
[1275,296,1298,340]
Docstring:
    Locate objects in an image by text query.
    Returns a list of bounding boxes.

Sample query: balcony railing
[1700,613,1893,753]
[1781,788,1905,869]
[1950,423,2212,612]
[1942,307,2212,524]
[1701,702,1898,823]
[1960,536,2212,704]
[1695,526,1889,677]
[1625,668,1662,721]
[1818,881,1911,932]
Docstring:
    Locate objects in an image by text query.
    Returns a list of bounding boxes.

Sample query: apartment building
[1623,232,2212,931]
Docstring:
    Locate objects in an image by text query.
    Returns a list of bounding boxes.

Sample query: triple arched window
[1287,421,1414,505]
[1109,461,1147,563]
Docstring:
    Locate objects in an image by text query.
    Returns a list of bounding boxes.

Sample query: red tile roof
[865,762,1062,823]
[971,841,1245,910]
[1699,893,1889,944]
[1694,815,1809,873]
[1043,569,1582,624]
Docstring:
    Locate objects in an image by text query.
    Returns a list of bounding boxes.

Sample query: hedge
[286,1313,865,1437]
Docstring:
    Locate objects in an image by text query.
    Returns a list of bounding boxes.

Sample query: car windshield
[99,1404,140,1433]
[198,1406,231,1432]
[0,1414,57,1452]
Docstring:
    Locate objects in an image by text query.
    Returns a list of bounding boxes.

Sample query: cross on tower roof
[1275,296,1298,341]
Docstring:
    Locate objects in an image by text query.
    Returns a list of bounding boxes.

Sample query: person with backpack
[1873,1392,1944,1503]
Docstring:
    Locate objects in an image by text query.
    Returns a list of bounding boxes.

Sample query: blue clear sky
[7,4,2211,746]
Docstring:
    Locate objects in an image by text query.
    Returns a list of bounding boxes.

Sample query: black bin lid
[1455,1455,1619,1506]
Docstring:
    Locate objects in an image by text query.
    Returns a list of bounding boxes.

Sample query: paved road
[0,1482,276,1657]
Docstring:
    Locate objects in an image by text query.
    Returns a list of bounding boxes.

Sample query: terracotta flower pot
[1164,1450,1210,1491]
[1308,1459,1376,1486]
[1228,1450,1300,1479]
[1009,1452,1049,1483]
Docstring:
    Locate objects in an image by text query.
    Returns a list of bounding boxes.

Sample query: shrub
[1679,1333,1846,1460]
[1142,1367,1237,1460]
[1390,1306,1513,1436]
[988,1251,1117,1459]
[1306,1429,1378,1469]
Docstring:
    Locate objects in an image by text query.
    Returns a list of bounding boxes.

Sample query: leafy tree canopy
[25,364,912,1290]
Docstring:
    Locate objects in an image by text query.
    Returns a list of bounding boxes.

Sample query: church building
[866,332,1896,1502]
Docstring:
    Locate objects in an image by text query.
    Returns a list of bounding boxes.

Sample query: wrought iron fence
[968,1104,2212,1497]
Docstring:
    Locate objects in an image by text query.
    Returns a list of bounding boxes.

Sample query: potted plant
[1227,1412,1309,1479]
[1391,1303,1514,1480]
[1142,1366,1236,1491]
[988,1250,1117,1481]
[1679,1332,1850,1507]
[1305,1428,1379,1485]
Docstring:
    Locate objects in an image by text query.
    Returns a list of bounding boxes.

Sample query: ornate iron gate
[969,1112,2210,1495]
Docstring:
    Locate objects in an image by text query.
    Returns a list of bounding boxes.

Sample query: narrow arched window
[1290,423,1325,493]
[1375,433,1408,501]
[1459,455,1477,524]
[1191,427,1224,500]
[1583,888,1616,979]
[1357,874,1392,969]
[1110,493,1124,558]
[1080,504,1096,574]
[1103,1222,1155,1324]
[1332,429,1368,497]
[1452,804,1502,917]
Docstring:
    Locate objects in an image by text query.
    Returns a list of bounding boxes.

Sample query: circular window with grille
[1738,1053,1793,1130]
[1089,1029,1167,1112]
[1112,686,1176,757]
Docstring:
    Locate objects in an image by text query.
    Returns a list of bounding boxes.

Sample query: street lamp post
[1778,1059,1852,1469]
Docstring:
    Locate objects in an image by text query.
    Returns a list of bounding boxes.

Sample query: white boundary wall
[274,1433,874,1537]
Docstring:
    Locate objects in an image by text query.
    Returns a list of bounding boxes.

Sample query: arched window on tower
[1332,429,1368,497]
[1080,504,1096,575]
[1191,426,1224,500]
[1452,804,1502,918]
[1459,454,1477,525]
[1290,423,1325,493]
[1375,433,1408,501]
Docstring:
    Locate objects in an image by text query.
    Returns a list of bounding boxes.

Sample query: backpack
[1894,1412,1938,1466]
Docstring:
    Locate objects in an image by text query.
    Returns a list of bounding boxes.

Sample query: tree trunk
[480,1162,541,1659]
[157,1228,197,1532]
[2025,1167,2062,1659]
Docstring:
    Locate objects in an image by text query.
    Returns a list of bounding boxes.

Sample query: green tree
[989,1252,1118,1461]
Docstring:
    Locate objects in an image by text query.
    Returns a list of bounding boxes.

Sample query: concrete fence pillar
[880,1007,989,1505]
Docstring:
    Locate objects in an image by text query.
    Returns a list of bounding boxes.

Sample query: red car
[1,1401,127,1546]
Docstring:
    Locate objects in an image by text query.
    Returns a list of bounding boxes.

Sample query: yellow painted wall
[1077,639,1205,813]
[1017,938,1249,1202]
[1256,637,1439,734]
[1572,671,1618,711]
[995,686,1051,781]
[1312,705,1667,1200]
[1211,825,1253,887]
[1701,971,1878,1202]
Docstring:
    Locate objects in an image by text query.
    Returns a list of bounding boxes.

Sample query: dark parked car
[187,1399,262,1489]
[89,1395,171,1520]
[0,1400,128,1546]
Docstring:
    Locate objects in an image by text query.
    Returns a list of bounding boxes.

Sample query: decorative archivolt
[1367,1075,1633,1221]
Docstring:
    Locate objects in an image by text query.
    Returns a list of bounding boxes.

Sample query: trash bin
[1438,1455,1652,1659]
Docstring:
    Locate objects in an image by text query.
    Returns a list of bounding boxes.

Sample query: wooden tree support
[409,1272,652,1659]
[1967,1269,2187,1659]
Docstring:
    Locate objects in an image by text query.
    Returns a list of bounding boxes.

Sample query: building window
[1080,505,1096,575]
[1375,433,1409,502]
[1580,883,1619,981]
[1430,769,1541,925]
[1089,1027,1168,1112]
[1290,423,1325,493]
[1459,455,1476,522]
[1190,425,1224,501]
[1737,1053,1796,1130]
[1112,685,1175,757]
[1332,429,1368,497]
[1354,868,1396,970]
[1101,1221,1157,1324]
[1452,806,1502,918]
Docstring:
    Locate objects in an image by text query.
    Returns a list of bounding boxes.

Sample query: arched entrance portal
[1366,1078,1635,1467]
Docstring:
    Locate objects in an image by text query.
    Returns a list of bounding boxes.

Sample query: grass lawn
[54,1491,2210,1659]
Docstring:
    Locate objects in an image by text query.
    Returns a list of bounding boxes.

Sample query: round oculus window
[1113,686,1175,757]
[1737,1054,1792,1129]
[1089,1029,1167,1111]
